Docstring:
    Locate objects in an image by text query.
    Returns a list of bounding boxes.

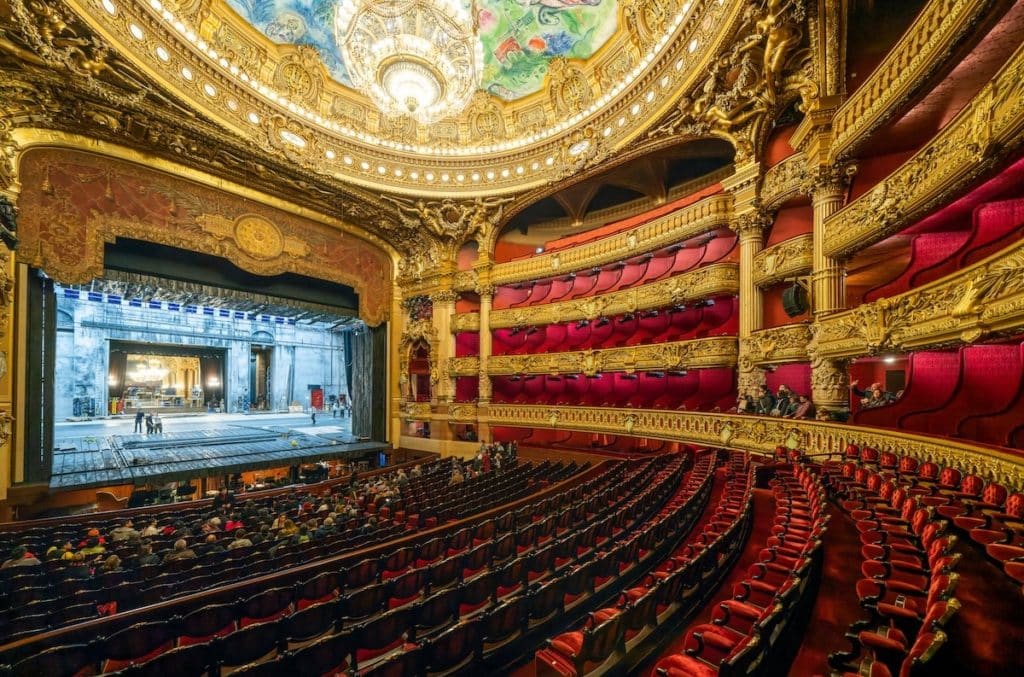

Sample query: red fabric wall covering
[764,125,798,167]
[493,284,531,310]
[863,350,961,429]
[764,363,812,398]
[455,332,479,358]
[912,197,1024,287]
[455,298,479,314]
[927,344,1022,438]
[765,207,813,247]
[958,343,1024,446]
[494,240,537,263]
[864,231,971,302]
[565,270,601,300]
[454,377,479,403]
[763,283,810,328]
[848,150,916,201]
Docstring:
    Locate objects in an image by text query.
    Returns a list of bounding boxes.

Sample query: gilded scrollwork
[813,239,1024,360]
[741,325,811,368]
[475,405,1024,489]
[447,356,481,378]
[752,234,812,287]
[760,152,807,209]
[451,313,481,333]
[830,0,998,160]
[488,194,733,286]
[471,263,739,331]
[826,43,1024,259]
[485,337,737,376]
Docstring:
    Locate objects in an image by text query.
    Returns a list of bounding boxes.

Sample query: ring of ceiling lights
[76,0,739,196]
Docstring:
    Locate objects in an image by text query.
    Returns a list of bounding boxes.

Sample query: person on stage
[134,408,145,434]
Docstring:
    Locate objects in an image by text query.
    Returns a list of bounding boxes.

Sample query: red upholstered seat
[654,653,719,677]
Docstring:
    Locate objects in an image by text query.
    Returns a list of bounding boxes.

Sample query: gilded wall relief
[15,148,392,325]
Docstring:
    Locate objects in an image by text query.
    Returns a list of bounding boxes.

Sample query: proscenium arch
[9,131,398,327]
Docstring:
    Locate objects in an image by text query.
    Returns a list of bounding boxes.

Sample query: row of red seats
[828,464,962,676]
[490,368,737,411]
[820,443,1024,586]
[0,460,616,666]
[492,232,737,311]
[491,297,737,356]
[863,191,1024,302]
[852,341,1024,449]
[655,462,826,675]
[533,452,718,675]
[0,458,679,674]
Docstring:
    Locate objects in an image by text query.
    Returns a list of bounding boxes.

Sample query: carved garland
[752,234,813,287]
[740,324,812,369]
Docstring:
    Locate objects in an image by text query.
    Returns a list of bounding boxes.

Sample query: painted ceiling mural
[224,0,619,101]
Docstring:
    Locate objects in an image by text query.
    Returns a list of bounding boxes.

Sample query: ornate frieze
[400,401,432,421]
[448,404,479,422]
[741,325,812,368]
[830,0,1001,161]
[485,194,733,288]
[485,337,737,377]
[447,356,481,378]
[478,405,1024,489]
[825,43,1024,259]
[760,152,807,209]
[451,313,481,334]
[752,234,813,287]
[813,239,1024,359]
[476,263,739,331]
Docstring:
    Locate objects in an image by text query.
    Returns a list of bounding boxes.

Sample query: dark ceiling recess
[103,238,359,315]
[503,137,735,238]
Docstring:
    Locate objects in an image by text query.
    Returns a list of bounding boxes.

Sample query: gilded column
[0,179,17,514]
[475,281,494,443]
[733,210,771,398]
[808,164,856,415]
[430,289,458,405]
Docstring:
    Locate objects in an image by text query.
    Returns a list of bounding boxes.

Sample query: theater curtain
[349,324,388,440]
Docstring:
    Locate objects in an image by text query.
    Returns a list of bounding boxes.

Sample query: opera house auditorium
[0,0,1022,675]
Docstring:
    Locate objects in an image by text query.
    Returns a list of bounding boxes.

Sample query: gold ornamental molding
[825,42,1024,259]
[742,324,812,368]
[448,404,480,423]
[484,337,738,377]
[829,0,1007,161]
[752,234,812,287]
[479,405,1024,489]
[760,152,807,210]
[400,401,433,421]
[451,313,481,334]
[477,194,734,289]
[447,356,481,378]
[475,262,739,331]
[52,0,747,196]
[813,238,1024,360]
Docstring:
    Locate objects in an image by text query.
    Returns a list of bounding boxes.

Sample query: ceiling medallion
[334,0,483,125]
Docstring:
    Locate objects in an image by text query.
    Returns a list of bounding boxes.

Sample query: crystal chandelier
[334,0,482,125]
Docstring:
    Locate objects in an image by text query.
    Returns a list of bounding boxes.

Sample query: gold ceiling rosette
[334,0,483,125]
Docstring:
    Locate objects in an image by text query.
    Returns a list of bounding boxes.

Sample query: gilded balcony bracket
[742,325,812,368]
[752,234,813,287]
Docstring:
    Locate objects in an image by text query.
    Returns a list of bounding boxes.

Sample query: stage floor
[50,413,383,490]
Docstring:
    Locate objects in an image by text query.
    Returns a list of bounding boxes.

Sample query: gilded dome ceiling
[225,0,620,101]
[69,0,742,197]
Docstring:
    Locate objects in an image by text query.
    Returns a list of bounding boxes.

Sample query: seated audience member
[450,466,465,485]
[141,520,160,537]
[224,513,244,532]
[79,537,106,557]
[850,380,896,408]
[785,394,816,420]
[136,542,160,567]
[163,539,197,563]
[201,533,225,555]
[734,393,754,413]
[755,385,776,415]
[78,527,106,549]
[410,464,423,478]
[2,546,41,569]
[212,487,235,511]
[110,519,139,542]
[98,554,123,574]
[771,385,792,417]
[227,530,253,550]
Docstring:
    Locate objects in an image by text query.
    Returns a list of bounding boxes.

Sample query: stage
[49,413,386,490]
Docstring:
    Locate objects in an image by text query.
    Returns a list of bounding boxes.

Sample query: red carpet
[787,505,870,675]
[641,487,775,674]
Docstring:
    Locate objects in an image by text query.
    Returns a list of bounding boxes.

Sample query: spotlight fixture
[594,317,610,328]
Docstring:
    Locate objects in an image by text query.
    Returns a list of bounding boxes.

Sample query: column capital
[802,162,857,202]
[429,289,459,305]
[730,206,772,242]
[474,282,495,298]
